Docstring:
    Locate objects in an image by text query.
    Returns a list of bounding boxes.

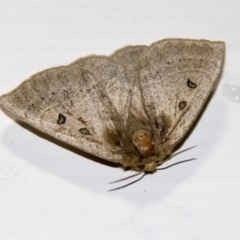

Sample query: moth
[0,39,225,174]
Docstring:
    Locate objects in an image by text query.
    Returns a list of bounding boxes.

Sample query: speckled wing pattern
[111,45,147,71]
[138,39,225,146]
[0,39,225,169]
[1,55,139,162]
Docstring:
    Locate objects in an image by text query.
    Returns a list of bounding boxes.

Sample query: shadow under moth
[0,39,225,186]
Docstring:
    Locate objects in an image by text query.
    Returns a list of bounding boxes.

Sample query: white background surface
[0,1,239,239]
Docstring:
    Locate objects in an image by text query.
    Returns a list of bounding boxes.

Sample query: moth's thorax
[131,129,165,173]
[132,129,154,157]
[128,128,173,172]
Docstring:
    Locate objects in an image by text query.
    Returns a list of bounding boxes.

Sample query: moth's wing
[110,45,150,124]
[70,55,150,161]
[70,56,136,126]
[110,45,147,71]
[138,39,225,146]
[0,66,131,163]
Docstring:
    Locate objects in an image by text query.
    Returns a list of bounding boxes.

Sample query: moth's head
[131,129,171,173]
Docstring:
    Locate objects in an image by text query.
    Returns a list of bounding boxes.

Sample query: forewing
[70,56,136,125]
[110,45,150,123]
[138,39,225,146]
[0,66,129,163]
[111,45,147,71]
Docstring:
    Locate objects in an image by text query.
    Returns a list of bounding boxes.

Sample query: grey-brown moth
[0,39,225,173]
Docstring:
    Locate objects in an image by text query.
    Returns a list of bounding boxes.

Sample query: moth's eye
[132,130,155,158]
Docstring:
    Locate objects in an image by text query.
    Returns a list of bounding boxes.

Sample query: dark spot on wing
[57,114,66,124]
[79,128,91,135]
[178,101,187,110]
[187,79,197,89]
